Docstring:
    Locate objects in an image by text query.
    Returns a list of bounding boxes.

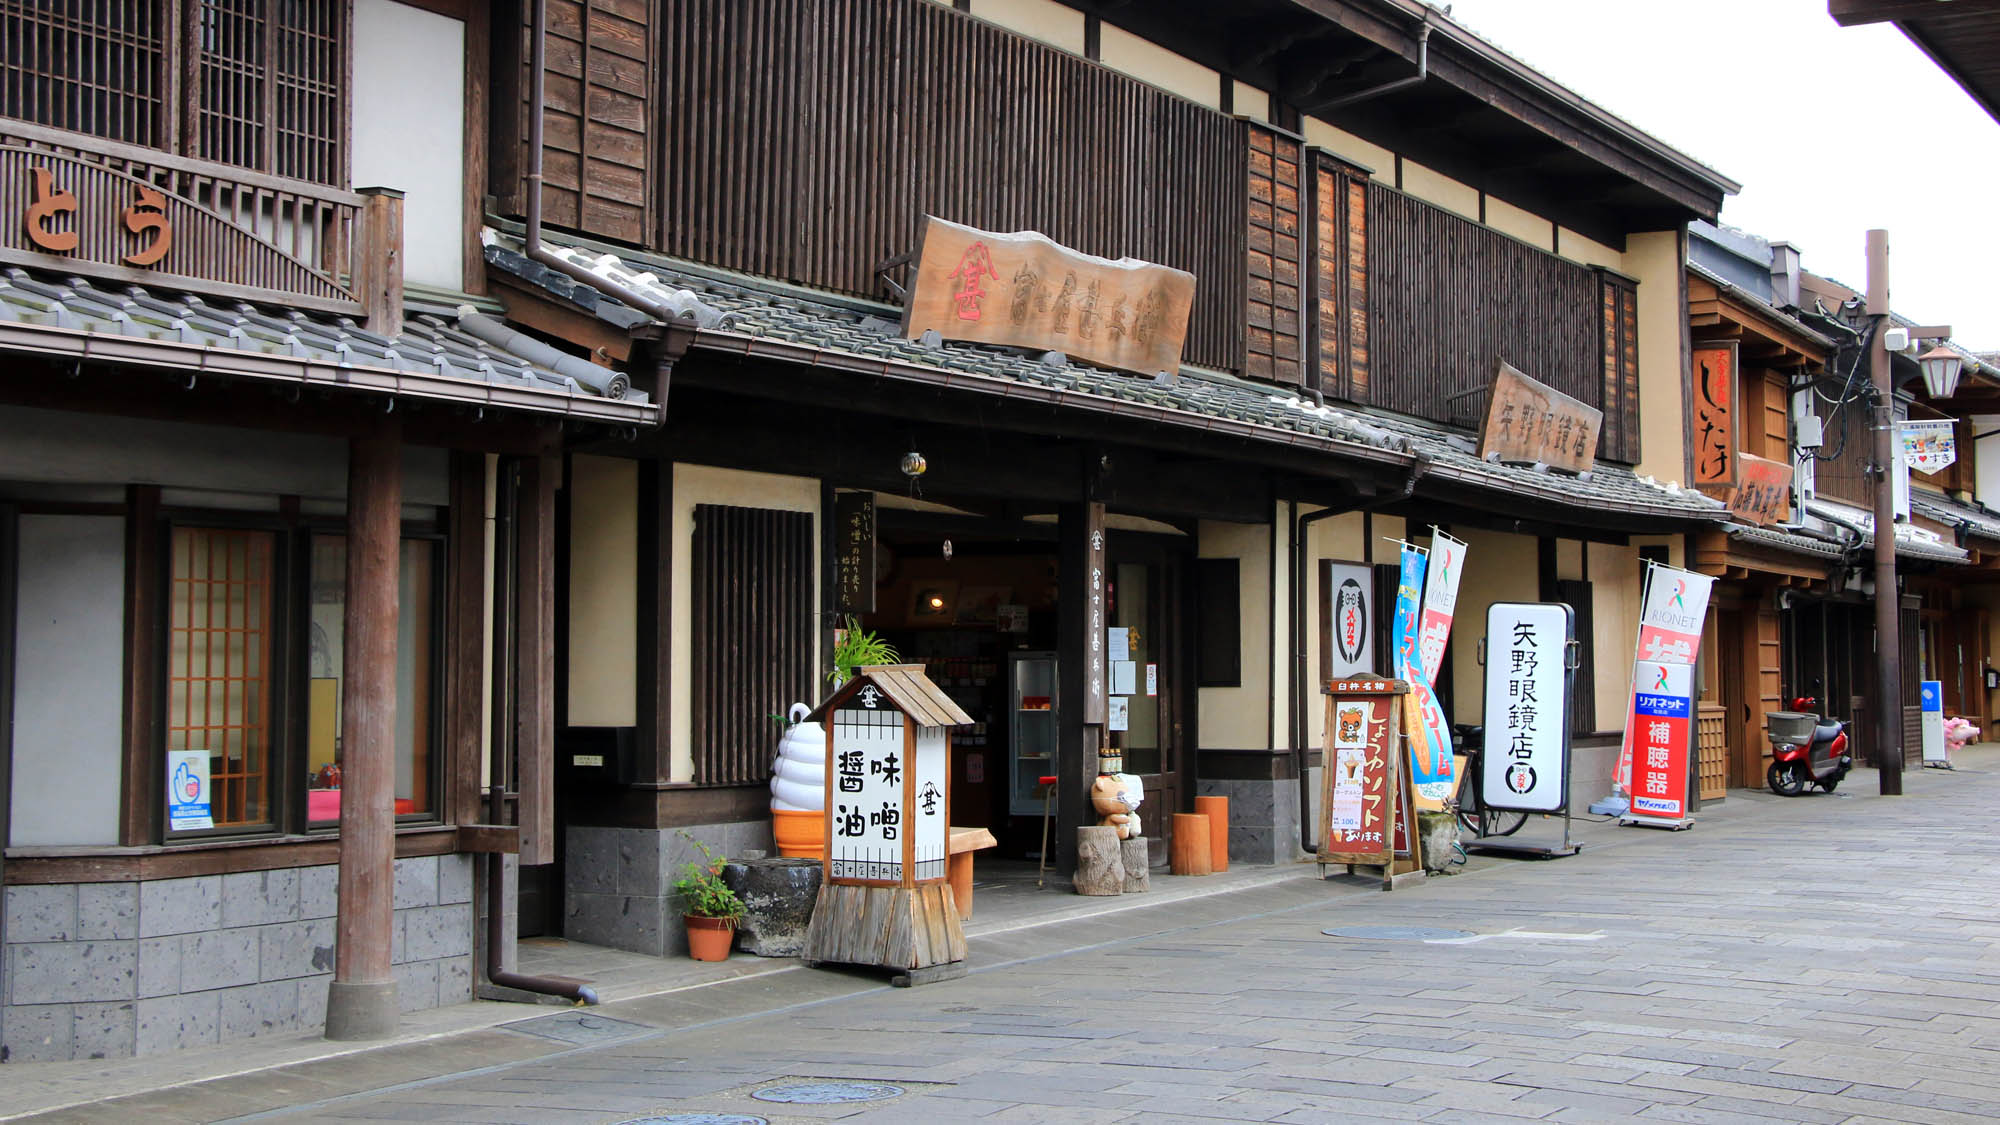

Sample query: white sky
[1447,0,2000,350]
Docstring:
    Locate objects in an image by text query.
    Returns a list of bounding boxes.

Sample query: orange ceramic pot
[685,915,735,961]
[771,808,824,860]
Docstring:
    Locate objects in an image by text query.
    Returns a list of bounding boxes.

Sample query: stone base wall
[1193,779,1300,865]
[564,820,773,957]
[2,855,474,1062]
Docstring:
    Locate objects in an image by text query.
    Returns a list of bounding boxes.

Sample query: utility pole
[1866,229,1903,796]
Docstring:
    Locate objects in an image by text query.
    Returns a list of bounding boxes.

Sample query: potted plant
[829,614,899,687]
[672,835,746,961]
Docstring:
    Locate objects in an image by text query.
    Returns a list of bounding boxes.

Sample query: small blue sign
[1921,680,1942,714]
[1633,693,1691,719]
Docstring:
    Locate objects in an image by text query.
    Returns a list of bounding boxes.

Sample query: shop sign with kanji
[1480,602,1573,814]
[1318,678,1410,866]
[810,665,971,887]
[901,216,1196,377]
[1625,661,1693,822]
[1476,360,1604,475]
[1692,343,1738,490]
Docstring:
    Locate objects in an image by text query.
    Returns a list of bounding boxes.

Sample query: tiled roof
[483,228,1728,525]
[1913,493,2000,543]
[1806,498,1969,564]
[1685,260,1836,352]
[0,266,657,424]
[1725,522,1844,560]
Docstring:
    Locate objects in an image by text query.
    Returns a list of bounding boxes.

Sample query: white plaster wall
[1975,415,2000,505]
[10,516,125,846]
[1628,231,1689,486]
[567,455,638,727]
[1232,80,1266,122]
[0,406,448,505]
[1098,23,1221,110]
[966,0,1086,55]
[1400,160,1479,222]
[1449,528,1540,725]
[1303,117,1391,180]
[1557,227,1624,271]
[352,0,465,291]
[669,465,820,781]
[1484,195,1554,251]
[1197,519,1271,749]
[1300,508,1369,752]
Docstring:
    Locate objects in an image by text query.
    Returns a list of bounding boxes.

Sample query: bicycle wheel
[1454,766,1483,836]
[1486,808,1529,837]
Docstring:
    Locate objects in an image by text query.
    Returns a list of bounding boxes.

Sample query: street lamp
[1919,344,1965,399]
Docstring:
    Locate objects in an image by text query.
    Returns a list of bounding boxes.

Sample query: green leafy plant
[671,834,745,922]
[829,614,899,686]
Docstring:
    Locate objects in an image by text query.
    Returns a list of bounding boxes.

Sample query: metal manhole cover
[1323,925,1473,941]
[751,1081,906,1104]
[502,1010,651,1045]
[615,1117,768,1125]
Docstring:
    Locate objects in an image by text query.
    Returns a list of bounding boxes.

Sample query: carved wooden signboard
[901,216,1195,377]
[1477,360,1604,474]
[1727,451,1792,526]
[833,491,876,615]
[1692,343,1738,489]
[1,146,362,314]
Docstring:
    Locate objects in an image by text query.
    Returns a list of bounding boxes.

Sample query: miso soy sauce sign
[902,216,1196,377]
[1482,603,1574,814]
[815,666,970,887]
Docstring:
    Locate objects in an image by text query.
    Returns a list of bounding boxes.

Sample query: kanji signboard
[1625,661,1694,823]
[1692,343,1738,488]
[1727,452,1792,526]
[1476,360,1604,474]
[1481,602,1573,814]
[1318,678,1409,866]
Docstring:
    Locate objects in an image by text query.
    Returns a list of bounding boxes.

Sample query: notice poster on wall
[167,750,213,832]
[1625,661,1694,824]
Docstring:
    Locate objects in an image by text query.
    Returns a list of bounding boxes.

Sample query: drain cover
[502,1010,651,1045]
[615,1117,767,1125]
[751,1081,906,1104]
[1323,925,1473,941]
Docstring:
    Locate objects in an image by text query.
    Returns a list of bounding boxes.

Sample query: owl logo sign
[1323,563,1375,681]
[1336,579,1367,664]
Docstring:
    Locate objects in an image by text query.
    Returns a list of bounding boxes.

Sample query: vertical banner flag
[1920,680,1948,766]
[1626,661,1694,822]
[1417,532,1467,685]
[1411,533,1467,807]
[1391,541,1454,805]
[1615,563,1714,797]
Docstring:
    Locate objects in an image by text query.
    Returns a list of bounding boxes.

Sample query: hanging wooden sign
[1692,343,1738,489]
[1476,360,1603,474]
[901,216,1196,377]
[833,491,877,615]
[1727,452,1791,526]
[1317,678,1410,867]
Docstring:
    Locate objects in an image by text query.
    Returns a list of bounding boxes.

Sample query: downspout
[1290,453,1431,853]
[1320,15,1432,111]
[524,0,698,334]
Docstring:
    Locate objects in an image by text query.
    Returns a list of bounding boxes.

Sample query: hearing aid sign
[1625,661,1694,822]
[167,750,214,832]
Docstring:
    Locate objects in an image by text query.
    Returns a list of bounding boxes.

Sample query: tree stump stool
[1170,814,1214,875]
[1074,826,1125,895]
[1194,795,1229,871]
[1120,837,1150,892]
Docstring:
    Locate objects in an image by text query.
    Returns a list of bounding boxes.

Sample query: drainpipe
[1320,15,1433,111]
[1290,454,1431,853]
[484,785,598,1005]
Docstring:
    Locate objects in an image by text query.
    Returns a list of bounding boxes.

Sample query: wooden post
[1170,814,1213,875]
[514,444,558,865]
[1120,837,1150,892]
[1056,495,1106,870]
[326,422,403,1040]
[1194,794,1229,871]
[356,187,405,338]
[1074,826,1124,895]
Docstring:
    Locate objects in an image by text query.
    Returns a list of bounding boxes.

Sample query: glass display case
[1009,651,1057,816]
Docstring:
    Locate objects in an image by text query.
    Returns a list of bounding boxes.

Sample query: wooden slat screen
[1311,153,1369,402]
[513,0,1247,371]
[0,0,163,148]
[690,504,815,787]
[1598,271,1641,464]
[1361,183,1642,458]
[1245,125,1303,385]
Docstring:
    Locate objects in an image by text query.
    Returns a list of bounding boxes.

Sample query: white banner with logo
[1482,602,1573,814]
[1417,532,1467,686]
[1614,563,1713,799]
[1900,420,1957,474]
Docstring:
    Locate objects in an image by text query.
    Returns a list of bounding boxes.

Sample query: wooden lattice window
[168,527,276,829]
[1598,271,1641,464]
[689,504,815,786]
[197,0,345,184]
[0,0,165,147]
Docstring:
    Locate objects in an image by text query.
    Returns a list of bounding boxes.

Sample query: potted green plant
[672,835,746,961]
[829,615,899,687]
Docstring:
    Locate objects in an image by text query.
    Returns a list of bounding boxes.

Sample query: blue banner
[1390,544,1454,803]
[1391,544,1426,683]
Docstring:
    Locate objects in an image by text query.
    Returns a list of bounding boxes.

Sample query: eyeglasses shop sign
[1481,602,1572,814]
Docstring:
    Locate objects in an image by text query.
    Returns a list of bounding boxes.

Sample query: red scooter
[1764,695,1852,796]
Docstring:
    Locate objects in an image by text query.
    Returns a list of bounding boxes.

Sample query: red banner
[1626,662,1694,822]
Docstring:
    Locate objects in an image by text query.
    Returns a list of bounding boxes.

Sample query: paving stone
[71,1000,137,1059]
[134,991,222,1054]
[402,904,473,963]
[185,927,261,990]
[299,864,340,920]
[258,918,338,982]
[10,940,137,1004]
[2,1002,73,1062]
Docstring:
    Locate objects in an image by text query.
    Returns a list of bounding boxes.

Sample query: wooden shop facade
[2,0,1738,1059]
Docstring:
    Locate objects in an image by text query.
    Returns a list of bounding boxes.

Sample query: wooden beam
[489,275,635,362]
[119,485,160,847]
[444,451,487,829]
[1831,0,2000,26]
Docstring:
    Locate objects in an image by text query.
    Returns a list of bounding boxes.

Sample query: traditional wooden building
[4,0,1744,1057]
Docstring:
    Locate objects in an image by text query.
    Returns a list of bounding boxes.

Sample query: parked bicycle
[1451,723,1527,838]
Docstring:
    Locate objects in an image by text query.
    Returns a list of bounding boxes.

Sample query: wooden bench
[947,825,999,921]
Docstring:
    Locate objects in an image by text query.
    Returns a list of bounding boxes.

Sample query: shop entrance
[860,505,1192,859]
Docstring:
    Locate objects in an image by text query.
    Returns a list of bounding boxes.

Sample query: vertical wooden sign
[1318,678,1410,866]
[1693,342,1738,489]
[834,491,876,614]
[1084,501,1107,725]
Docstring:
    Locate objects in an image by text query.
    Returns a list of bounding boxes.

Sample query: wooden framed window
[167,526,279,830]
[0,0,349,185]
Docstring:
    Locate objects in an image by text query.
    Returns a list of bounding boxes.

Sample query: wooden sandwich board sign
[1316,678,1424,889]
[802,664,973,985]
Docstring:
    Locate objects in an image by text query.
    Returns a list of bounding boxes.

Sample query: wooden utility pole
[1867,229,1904,796]
[325,422,404,1038]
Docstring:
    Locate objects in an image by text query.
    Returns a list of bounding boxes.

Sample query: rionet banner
[1626,661,1694,822]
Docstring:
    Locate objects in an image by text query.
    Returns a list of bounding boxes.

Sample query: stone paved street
[18,750,2000,1125]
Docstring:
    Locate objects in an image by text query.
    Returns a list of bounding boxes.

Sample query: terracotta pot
[771,808,825,860]
[685,914,736,961]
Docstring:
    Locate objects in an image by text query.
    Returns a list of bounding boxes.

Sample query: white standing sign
[1482,602,1573,814]
[913,726,948,881]
[1920,680,1948,767]
[829,702,905,883]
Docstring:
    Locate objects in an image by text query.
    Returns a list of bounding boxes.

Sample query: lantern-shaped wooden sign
[801,664,974,982]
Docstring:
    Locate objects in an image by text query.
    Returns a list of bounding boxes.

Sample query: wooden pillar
[1056,495,1106,870]
[514,444,558,865]
[326,423,403,1040]
[356,187,405,337]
